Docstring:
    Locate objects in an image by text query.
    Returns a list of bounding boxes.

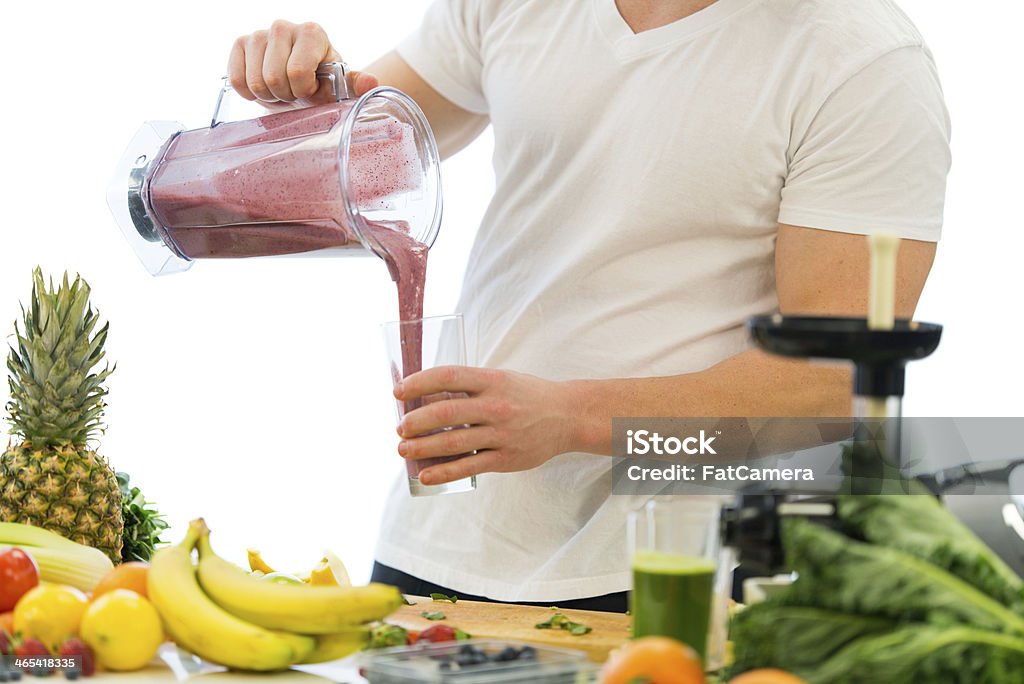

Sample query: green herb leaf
[454,628,472,640]
[420,611,446,621]
[535,612,591,636]
[430,593,458,603]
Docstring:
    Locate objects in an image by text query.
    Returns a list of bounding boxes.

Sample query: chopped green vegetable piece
[454,628,472,640]
[535,612,591,636]
[402,596,416,606]
[430,592,458,603]
[420,611,446,621]
[369,623,409,649]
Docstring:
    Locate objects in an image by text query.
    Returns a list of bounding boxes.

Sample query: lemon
[80,589,164,671]
[13,584,88,653]
[309,551,351,587]
[260,571,305,585]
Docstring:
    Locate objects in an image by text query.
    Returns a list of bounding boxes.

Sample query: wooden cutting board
[387,596,631,662]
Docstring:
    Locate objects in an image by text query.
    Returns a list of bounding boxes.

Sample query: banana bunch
[147,519,402,672]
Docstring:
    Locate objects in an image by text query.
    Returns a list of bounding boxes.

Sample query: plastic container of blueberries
[359,639,597,684]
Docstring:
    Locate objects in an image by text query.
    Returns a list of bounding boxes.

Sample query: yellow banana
[148,519,315,671]
[298,627,370,664]
[196,531,403,634]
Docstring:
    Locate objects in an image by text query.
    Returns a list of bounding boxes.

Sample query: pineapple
[1,268,123,562]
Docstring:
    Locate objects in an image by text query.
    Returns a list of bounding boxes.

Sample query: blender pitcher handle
[211,61,353,127]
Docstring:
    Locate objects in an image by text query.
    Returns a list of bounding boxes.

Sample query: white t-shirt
[375,0,950,601]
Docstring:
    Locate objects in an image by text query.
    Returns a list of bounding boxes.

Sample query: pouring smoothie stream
[108,65,460,493]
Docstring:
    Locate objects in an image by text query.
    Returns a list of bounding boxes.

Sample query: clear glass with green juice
[628,499,730,668]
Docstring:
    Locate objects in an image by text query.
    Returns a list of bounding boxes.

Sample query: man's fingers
[245,31,274,101]
[263,20,297,101]
[395,366,497,400]
[288,22,330,100]
[349,70,380,96]
[228,36,256,101]
[397,397,493,438]
[419,450,501,486]
[400,426,497,460]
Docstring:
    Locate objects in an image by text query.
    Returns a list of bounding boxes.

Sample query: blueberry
[495,646,519,662]
[64,670,80,681]
[459,644,475,656]
[439,661,453,672]
[519,645,537,660]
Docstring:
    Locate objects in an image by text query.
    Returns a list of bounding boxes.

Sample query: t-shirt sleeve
[397,0,489,115]
[778,46,951,242]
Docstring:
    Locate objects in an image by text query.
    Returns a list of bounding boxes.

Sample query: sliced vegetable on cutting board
[388,596,630,662]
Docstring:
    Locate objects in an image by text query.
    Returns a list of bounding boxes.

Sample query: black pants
[371,562,629,613]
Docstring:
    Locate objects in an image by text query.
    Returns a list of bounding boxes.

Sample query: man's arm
[228,22,488,159]
[566,224,937,454]
[394,225,936,484]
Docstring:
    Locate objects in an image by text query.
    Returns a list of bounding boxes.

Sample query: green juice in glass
[631,549,717,660]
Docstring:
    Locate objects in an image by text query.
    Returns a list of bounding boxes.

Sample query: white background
[0,1,1021,582]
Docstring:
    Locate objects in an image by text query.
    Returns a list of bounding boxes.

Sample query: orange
[600,636,705,684]
[91,562,150,600]
[728,669,807,684]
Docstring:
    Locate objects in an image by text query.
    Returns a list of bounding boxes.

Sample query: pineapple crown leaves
[6,267,116,447]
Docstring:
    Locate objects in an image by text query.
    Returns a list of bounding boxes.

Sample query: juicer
[721,236,1024,582]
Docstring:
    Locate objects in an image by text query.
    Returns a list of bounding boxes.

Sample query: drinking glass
[382,314,477,496]
[628,498,733,669]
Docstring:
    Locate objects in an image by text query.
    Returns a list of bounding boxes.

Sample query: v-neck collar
[594,0,760,59]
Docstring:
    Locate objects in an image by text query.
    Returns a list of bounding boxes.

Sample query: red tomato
[0,548,40,612]
[418,624,458,643]
[407,630,420,645]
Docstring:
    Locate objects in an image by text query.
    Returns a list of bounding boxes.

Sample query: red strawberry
[0,630,10,656]
[15,637,54,675]
[59,638,96,677]
[417,624,458,643]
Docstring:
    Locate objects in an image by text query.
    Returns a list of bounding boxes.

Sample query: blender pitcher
[108,63,442,275]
